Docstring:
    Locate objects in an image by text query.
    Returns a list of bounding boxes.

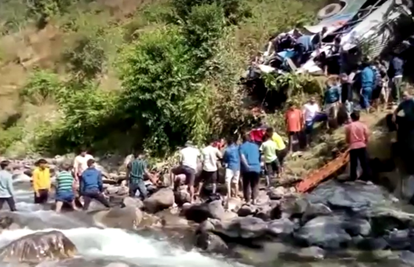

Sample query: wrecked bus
[298,0,414,74]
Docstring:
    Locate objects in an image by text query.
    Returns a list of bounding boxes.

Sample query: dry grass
[284,110,391,178]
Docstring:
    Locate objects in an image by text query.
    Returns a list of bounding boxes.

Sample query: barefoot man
[55,162,78,212]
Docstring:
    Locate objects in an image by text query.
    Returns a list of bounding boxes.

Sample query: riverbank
[4,168,414,267]
[283,110,391,183]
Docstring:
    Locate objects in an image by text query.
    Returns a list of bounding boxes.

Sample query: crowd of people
[0,48,410,210]
[0,149,113,212]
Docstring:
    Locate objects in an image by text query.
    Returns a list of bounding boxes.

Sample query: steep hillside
[0,0,326,158]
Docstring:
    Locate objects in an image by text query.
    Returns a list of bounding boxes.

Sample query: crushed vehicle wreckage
[245,0,414,79]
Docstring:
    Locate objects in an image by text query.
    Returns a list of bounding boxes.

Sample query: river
[0,180,413,267]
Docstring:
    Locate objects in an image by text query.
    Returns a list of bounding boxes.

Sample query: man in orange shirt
[285,102,303,153]
[345,111,370,181]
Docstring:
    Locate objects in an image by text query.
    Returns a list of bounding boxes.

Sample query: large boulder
[184,200,225,223]
[174,190,191,206]
[92,207,142,229]
[213,217,268,240]
[195,232,228,253]
[305,180,391,212]
[0,231,77,263]
[144,188,174,213]
[156,210,189,229]
[267,218,295,238]
[293,215,352,249]
[122,197,144,210]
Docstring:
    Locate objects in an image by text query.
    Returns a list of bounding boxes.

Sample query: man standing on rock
[345,111,370,181]
[285,102,303,152]
[73,148,94,181]
[127,151,154,200]
[223,135,241,199]
[32,159,51,204]
[302,97,320,146]
[239,133,261,204]
[260,131,280,186]
[0,160,16,211]
[80,159,110,210]
[198,138,222,196]
[177,141,200,203]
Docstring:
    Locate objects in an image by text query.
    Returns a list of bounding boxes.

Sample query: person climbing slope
[285,102,303,152]
[345,111,370,181]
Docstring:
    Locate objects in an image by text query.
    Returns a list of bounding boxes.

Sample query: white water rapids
[0,181,248,267]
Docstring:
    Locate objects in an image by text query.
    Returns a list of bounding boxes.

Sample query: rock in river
[293,215,352,249]
[213,217,268,240]
[184,200,226,223]
[144,188,175,213]
[0,230,77,263]
[93,207,142,229]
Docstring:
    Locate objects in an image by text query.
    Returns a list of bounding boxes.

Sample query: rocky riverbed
[3,155,414,267]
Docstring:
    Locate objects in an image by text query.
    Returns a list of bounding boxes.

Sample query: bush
[63,32,106,80]
[17,0,328,158]
[35,80,117,153]
[20,70,63,105]
[117,2,232,156]
[0,125,23,154]
[0,0,29,35]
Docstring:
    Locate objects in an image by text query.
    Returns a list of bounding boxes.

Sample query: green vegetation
[0,0,326,158]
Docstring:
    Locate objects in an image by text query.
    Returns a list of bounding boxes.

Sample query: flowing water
[0,181,250,267]
[1,181,413,267]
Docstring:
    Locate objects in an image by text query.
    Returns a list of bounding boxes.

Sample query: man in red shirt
[285,102,303,152]
[345,111,370,181]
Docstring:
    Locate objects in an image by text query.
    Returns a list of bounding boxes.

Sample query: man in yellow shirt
[267,127,288,171]
[260,132,281,186]
[32,159,51,204]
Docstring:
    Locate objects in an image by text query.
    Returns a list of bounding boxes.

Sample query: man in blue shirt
[239,133,261,204]
[389,54,404,104]
[0,160,16,211]
[294,29,315,66]
[324,77,341,129]
[360,60,374,112]
[80,159,110,210]
[223,136,241,199]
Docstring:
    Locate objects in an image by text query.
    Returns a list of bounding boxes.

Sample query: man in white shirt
[302,97,320,147]
[73,148,94,181]
[197,138,222,196]
[174,141,200,203]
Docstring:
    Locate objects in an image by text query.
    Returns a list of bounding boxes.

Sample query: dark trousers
[0,197,16,211]
[82,190,110,210]
[242,172,260,202]
[34,189,49,204]
[129,180,148,199]
[350,147,370,181]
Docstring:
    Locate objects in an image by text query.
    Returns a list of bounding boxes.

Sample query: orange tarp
[295,149,350,193]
